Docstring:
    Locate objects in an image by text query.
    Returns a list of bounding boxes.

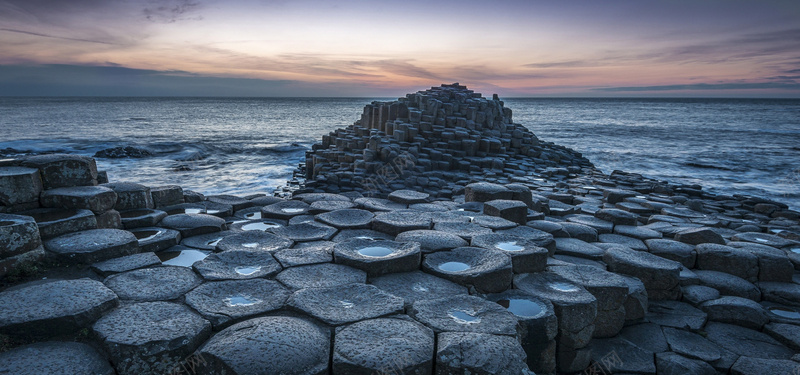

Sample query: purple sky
[0,0,798,97]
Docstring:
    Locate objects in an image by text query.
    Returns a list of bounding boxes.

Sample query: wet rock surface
[0,341,115,375]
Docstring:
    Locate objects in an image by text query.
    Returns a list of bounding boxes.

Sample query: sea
[1,97,799,210]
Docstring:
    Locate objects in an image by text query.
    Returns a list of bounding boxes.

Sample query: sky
[0,0,798,97]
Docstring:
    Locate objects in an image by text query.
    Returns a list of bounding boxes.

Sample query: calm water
[1,97,798,209]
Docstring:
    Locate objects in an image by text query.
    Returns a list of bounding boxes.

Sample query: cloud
[0,27,118,45]
[143,0,202,23]
[593,82,800,92]
[523,60,596,68]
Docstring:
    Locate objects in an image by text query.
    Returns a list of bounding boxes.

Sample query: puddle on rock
[755,237,770,243]
[206,238,223,247]
[225,295,259,307]
[234,266,262,276]
[495,241,524,251]
[354,236,378,241]
[497,299,545,318]
[339,300,355,309]
[242,242,259,248]
[281,208,305,214]
[241,221,282,231]
[768,306,800,319]
[438,261,470,272]
[134,230,162,242]
[358,246,394,257]
[158,249,210,267]
[791,248,800,254]
[245,212,262,219]
[548,282,580,292]
[185,208,204,214]
[449,309,481,324]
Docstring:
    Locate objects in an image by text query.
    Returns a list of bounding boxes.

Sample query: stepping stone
[614,224,662,240]
[594,208,638,226]
[464,182,512,202]
[40,186,117,214]
[436,332,532,375]
[185,279,291,329]
[276,263,366,290]
[496,225,556,253]
[271,221,337,242]
[0,279,118,338]
[294,192,351,204]
[408,202,449,212]
[554,237,604,260]
[655,352,717,375]
[513,272,597,350]
[763,322,800,351]
[308,199,356,213]
[288,214,315,225]
[332,229,394,242]
[395,229,468,252]
[732,232,796,248]
[149,185,183,208]
[695,243,758,282]
[604,245,681,300]
[232,206,265,220]
[0,166,42,206]
[587,336,656,375]
[731,357,800,375]
[102,182,153,210]
[617,323,668,353]
[261,200,311,219]
[180,231,236,250]
[471,233,548,273]
[23,208,96,238]
[561,222,599,242]
[159,213,226,237]
[729,241,795,282]
[550,264,628,338]
[163,203,207,216]
[759,282,800,307]
[700,296,768,329]
[645,239,696,268]
[0,213,43,264]
[483,199,528,225]
[196,316,330,375]
[527,220,570,237]
[647,301,707,330]
[316,208,374,229]
[333,238,421,277]
[619,274,648,320]
[92,301,211,375]
[193,249,282,280]
[372,210,432,235]
[354,197,407,212]
[207,194,253,211]
[566,214,614,234]
[616,201,653,214]
[104,265,202,301]
[199,200,234,217]
[370,271,468,308]
[662,206,706,219]
[273,242,333,268]
[44,228,139,264]
[215,230,293,252]
[422,246,512,293]
[662,327,723,362]
[118,208,167,229]
[388,189,430,204]
[705,322,794,359]
[333,316,434,374]
[682,285,721,306]
[599,233,647,251]
[603,188,636,204]
[91,252,161,277]
[409,294,519,336]
[675,227,725,245]
[694,270,761,300]
[287,283,404,326]
[18,154,97,189]
[648,214,689,225]
[0,341,114,375]
[157,245,210,267]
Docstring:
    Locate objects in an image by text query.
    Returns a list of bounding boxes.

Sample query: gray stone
[764,322,800,351]
[0,279,118,338]
[333,238,421,277]
[0,213,42,258]
[261,200,311,219]
[19,154,98,189]
[587,336,656,375]
[193,249,282,280]
[694,270,761,301]
[682,284,721,306]
[294,192,351,204]
[95,209,121,229]
[483,199,528,225]
[129,227,181,252]
[332,228,394,242]
[409,294,519,336]
[354,197,407,211]
[560,222,599,242]
[370,271,469,308]
[471,215,518,230]
[567,214,614,234]
[91,252,161,277]
[619,274,648,320]
[0,341,115,375]
[731,357,800,375]
[496,225,556,253]
[464,182,513,203]
[604,245,682,299]
[395,229,468,252]
[185,279,291,329]
[655,352,717,375]
[705,322,794,359]
[207,194,253,211]
[316,208,374,229]
[471,233,548,273]
[422,246,513,293]
[271,221,337,242]
[675,227,725,245]
[554,237,605,260]
[645,239,696,268]
[288,283,404,326]
[159,213,226,237]
[527,220,570,237]
[557,346,592,374]
[180,231,236,250]
[700,296,768,329]
[618,323,668,353]
[118,208,167,229]
[373,210,432,235]
[604,188,636,204]
[215,230,293,252]
[695,243,759,282]
[647,301,707,330]
[732,232,796,248]
[333,316,434,375]
[276,262,367,290]
[102,182,153,210]
[599,233,647,251]
[93,301,211,375]
[388,189,430,204]
[104,265,202,301]
[149,185,183,208]
[40,185,117,214]
[0,166,42,206]
[759,282,800,307]
[614,224,662,240]
[435,332,532,375]
[44,228,139,264]
[273,242,333,267]
[308,199,356,213]
[595,208,639,225]
[662,327,723,362]
[728,241,794,282]
[550,264,628,337]
[24,208,97,239]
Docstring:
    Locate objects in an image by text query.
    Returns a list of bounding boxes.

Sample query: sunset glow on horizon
[1,0,798,97]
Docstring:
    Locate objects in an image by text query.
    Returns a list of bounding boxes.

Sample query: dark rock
[561,222,599,242]
[587,335,656,375]
[645,239,696,268]
[333,238,421,277]
[409,294,519,336]
[568,214,614,233]
[604,245,682,299]
[129,227,181,252]
[91,252,161,277]
[395,229,468,252]
[728,241,794,282]
[104,265,202,301]
[185,279,291,329]
[370,271,469,308]
[215,230,293,252]
[700,296,768,329]
[763,322,800,351]
[276,262,366,290]
[759,281,800,307]
[0,341,115,375]
[95,208,121,229]
[40,185,117,214]
[373,210,432,235]
[483,199,528,225]
[422,246,513,293]
[675,227,725,245]
[0,213,42,261]
[732,232,796,248]
[731,357,800,375]
[44,228,139,264]
[0,166,42,206]
[662,327,723,362]
[464,182,512,203]
[308,199,356,213]
[193,249,282,280]
[23,208,97,239]
[603,188,636,204]
[19,154,98,189]
[261,200,311,219]
[435,332,532,375]
[619,274,648,320]
[682,284,721,306]
[599,233,647,251]
[332,228,394,242]
[595,208,640,226]
[118,208,167,229]
[316,208,374,229]
[149,185,183,208]
[388,189,430,204]
[655,352,717,375]
[618,323,668,353]
[207,194,253,212]
[705,322,794,359]
[647,301,707,330]
[695,243,759,282]
[271,221,337,242]
[180,231,236,250]
[554,237,605,260]
[102,182,153,210]
[159,213,226,237]
[273,241,333,267]
[694,270,761,300]
[287,283,404,326]
[93,146,153,158]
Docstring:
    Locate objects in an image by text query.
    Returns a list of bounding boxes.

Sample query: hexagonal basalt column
[91,252,162,277]
[0,342,115,375]
[92,302,211,375]
[44,228,139,264]
[288,283,404,326]
[261,200,311,220]
[387,189,430,204]
[129,227,181,252]
[102,182,153,210]
[18,154,98,189]
[0,279,118,339]
[316,208,374,229]
[215,230,293,252]
[118,208,167,229]
[395,229,469,252]
[23,208,97,239]
[333,316,435,375]
[370,271,468,308]
[0,166,42,206]
[0,214,44,277]
[40,186,117,214]
[276,263,367,290]
[103,265,202,301]
[483,199,529,225]
[695,243,759,282]
[422,246,512,293]
[159,213,226,237]
[333,238,421,277]
[193,249,283,280]
[195,316,330,375]
[464,182,512,203]
[471,233,548,273]
[433,221,492,241]
[185,279,291,329]
[271,221,338,242]
[436,332,532,375]
[372,209,432,235]
[604,245,682,300]
[150,185,183,208]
